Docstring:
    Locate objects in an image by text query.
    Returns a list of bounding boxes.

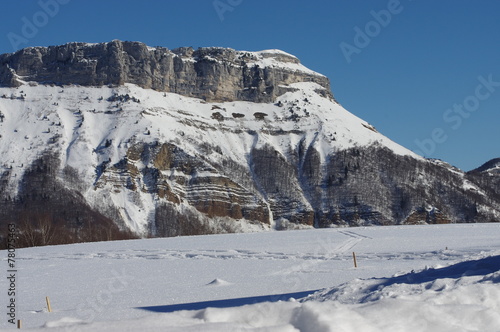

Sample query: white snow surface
[0,82,420,234]
[2,223,500,331]
[240,50,325,77]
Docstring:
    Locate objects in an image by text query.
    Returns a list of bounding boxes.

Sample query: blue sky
[1,0,499,171]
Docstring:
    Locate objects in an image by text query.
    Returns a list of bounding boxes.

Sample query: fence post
[46,296,52,313]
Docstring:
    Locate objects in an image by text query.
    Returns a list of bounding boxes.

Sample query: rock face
[0,40,332,103]
[0,41,498,246]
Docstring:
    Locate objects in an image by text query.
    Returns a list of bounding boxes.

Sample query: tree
[19,213,56,247]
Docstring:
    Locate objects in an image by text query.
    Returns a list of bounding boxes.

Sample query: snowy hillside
[1,41,499,243]
[0,82,415,234]
[2,223,500,331]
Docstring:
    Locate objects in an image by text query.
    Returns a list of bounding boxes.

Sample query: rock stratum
[0,41,498,245]
[0,40,331,102]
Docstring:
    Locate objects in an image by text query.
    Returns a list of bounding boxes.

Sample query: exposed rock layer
[0,40,332,102]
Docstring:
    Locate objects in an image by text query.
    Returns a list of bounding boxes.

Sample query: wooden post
[352,252,358,268]
[17,319,21,329]
[46,296,52,313]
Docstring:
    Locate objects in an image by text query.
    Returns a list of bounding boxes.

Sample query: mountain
[469,158,500,174]
[466,158,500,200]
[0,40,498,245]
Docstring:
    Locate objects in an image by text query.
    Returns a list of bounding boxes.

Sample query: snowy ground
[2,223,500,331]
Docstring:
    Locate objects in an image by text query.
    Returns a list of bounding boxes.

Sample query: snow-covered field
[2,223,500,331]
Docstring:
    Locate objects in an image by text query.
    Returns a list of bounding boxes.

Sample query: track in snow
[334,229,372,254]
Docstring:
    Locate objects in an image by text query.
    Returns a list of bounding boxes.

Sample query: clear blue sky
[1,0,499,171]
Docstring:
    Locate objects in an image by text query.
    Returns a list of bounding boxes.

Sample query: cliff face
[0,40,332,103]
[0,41,498,244]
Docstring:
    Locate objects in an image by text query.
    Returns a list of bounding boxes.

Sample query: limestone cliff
[0,40,332,103]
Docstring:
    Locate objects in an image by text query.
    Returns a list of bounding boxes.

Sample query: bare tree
[19,213,56,247]
[37,214,56,246]
[19,216,38,247]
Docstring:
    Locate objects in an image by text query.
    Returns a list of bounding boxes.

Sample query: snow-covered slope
[0,81,417,234]
[0,42,499,241]
[2,224,500,331]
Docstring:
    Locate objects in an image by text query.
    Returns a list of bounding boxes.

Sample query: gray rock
[0,40,333,103]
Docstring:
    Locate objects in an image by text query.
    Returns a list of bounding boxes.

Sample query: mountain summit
[0,41,498,244]
[0,40,331,103]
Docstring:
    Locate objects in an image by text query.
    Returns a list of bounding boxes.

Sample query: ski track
[334,230,370,254]
[17,231,470,264]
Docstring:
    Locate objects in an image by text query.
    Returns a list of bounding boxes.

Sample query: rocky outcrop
[246,143,496,227]
[98,142,270,222]
[90,134,500,230]
[0,40,332,103]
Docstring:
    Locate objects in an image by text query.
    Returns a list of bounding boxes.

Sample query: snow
[2,223,500,331]
[206,278,232,286]
[255,49,299,58]
[0,82,421,233]
[249,55,325,77]
[234,49,325,77]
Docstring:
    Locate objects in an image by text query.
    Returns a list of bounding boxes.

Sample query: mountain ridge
[0,41,498,246]
[470,158,500,174]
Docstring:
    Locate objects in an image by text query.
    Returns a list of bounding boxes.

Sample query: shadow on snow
[137,256,500,313]
[313,254,500,304]
[136,290,320,313]
[388,254,500,285]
